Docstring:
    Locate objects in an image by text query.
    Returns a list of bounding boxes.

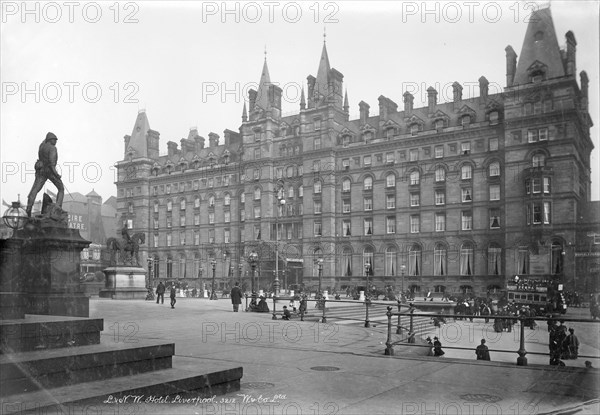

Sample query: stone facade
[114,8,597,296]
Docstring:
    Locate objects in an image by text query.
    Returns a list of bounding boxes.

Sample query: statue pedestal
[1,223,90,318]
[100,267,147,299]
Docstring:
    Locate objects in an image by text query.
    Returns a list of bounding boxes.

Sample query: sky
[1,0,599,205]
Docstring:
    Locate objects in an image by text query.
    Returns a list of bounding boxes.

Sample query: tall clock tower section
[116,110,160,269]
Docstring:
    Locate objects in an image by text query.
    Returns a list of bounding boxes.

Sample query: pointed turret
[315,42,331,101]
[242,101,248,122]
[255,58,271,111]
[513,7,566,85]
[343,90,349,112]
[300,87,306,110]
[124,110,151,158]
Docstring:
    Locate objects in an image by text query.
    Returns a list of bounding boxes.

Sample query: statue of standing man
[26,132,64,217]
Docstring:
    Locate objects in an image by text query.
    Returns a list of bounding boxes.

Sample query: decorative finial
[323,26,326,44]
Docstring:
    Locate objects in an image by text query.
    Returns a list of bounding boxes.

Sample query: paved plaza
[56,297,599,415]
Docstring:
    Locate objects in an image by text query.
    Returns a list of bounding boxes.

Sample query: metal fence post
[364,298,371,328]
[408,305,415,343]
[272,296,277,320]
[245,295,249,312]
[321,299,327,323]
[396,300,402,334]
[517,315,528,366]
[385,306,394,356]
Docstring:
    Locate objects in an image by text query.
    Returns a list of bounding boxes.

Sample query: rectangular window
[435,213,445,232]
[313,181,322,194]
[208,212,214,224]
[208,229,215,244]
[543,177,551,194]
[314,222,322,237]
[240,210,245,222]
[194,213,200,226]
[532,178,541,194]
[410,193,420,207]
[153,233,159,248]
[342,159,350,170]
[313,160,320,172]
[364,155,372,166]
[435,191,445,205]
[543,202,551,224]
[153,186,158,195]
[539,128,548,141]
[166,216,172,228]
[180,215,186,227]
[179,231,185,246]
[533,203,542,224]
[528,130,538,143]
[410,215,420,233]
[314,137,321,150]
[314,201,322,214]
[435,168,445,182]
[314,119,321,131]
[254,225,260,240]
[343,200,351,213]
[166,184,171,194]
[254,206,261,219]
[387,195,395,209]
[489,185,500,201]
[490,209,501,228]
[194,231,200,245]
[343,220,351,236]
[462,188,472,202]
[489,138,499,151]
[462,211,472,230]
[386,152,395,164]
[364,197,373,211]
[461,142,471,154]
[166,233,172,247]
[409,149,419,161]
[386,217,396,234]
[364,218,373,235]
[435,145,444,158]
[461,165,472,180]
[208,178,214,187]
[224,211,231,223]
[224,229,230,244]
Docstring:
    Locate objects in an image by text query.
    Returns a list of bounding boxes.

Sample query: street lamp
[248,251,258,293]
[238,263,243,285]
[365,262,372,298]
[274,185,286,296]
[401,263,406,302]
[210,258,217,300]
[317,258,324,293]
[2,200,28,231]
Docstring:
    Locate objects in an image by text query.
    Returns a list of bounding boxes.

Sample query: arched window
[408,245,421,276]
[208,195,215,207]
[551,242,563,274]
[386,174,395,188]
[364,176,373,190]
[342,178,351,192]
[517,247,530,275]
[313,180,322,194]
[153,201,159,213]
[435,166,445,182]
[224,193,231,206]
[461,164,472,180]
[343,248,353,277]
[363,248,374,276]
[288,187,294,198]
[166,200,173,212]
[434,244,447,276]
[460,243,474,276]
[488,244,501,275]
[194,196,200,208]
[489,161,500,177]
[166,256,173,279]
[410,171,420,186]
[180,198,186,210]
[254,187,261,200]
[385,247,397,276]
[532,154,545,167]
[179,255,186,279]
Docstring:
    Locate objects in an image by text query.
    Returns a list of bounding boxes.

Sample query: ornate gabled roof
[457,105,476,117]
[407,114,425,125]
[432,109,450,120]
[513,7,565,85]
[360,123,377,132]
[382,119,400,128]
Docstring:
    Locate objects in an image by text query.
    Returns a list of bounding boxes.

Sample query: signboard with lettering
[68,214,87,231]
[529,253,550,274]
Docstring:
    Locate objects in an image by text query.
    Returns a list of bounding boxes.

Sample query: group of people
[154,281,177,309]
[425,336,445,357]
[548,321,580,365]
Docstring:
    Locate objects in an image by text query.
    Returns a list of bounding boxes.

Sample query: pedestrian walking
[475,339,491,361]
[170,286,177,309]
[433,336,445,357]
[565,328,579,359]
[426,337,434,357]
[156,282,165,304]
[230,282,243,312]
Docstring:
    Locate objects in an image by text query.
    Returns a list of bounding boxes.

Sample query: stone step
[0,315,103,354]
[1,356,243,414]
[1,339,174,396]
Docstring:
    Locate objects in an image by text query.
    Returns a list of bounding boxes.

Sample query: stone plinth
[1,223,90,318]
[100,267,147,299]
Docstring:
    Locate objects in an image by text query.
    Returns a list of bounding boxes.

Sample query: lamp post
[365,263,371,298]
[317,259,324,293]
[273,185,286,296]
[401,264,406,302]
[238,263,243,286]
[2,200,28,231]
[210,258,217,300]
[248,251,258,293]
[222,252,227,292]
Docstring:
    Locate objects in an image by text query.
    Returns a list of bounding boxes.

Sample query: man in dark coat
[476,339,491,361]
[230,282,243,312]
[26,132,65,217]
[565,328,580,359]
[156,282,165,304]
[170,286,177,309]
[433,337,445,356]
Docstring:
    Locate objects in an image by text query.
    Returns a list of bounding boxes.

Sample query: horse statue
[106,232,145,266]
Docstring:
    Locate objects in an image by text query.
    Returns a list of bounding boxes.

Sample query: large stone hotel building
[115,8,598,296]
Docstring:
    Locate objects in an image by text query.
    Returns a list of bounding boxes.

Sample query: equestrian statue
[106,225,145,266]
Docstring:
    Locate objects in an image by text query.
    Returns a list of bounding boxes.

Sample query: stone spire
[314,39,331,103]
[255,49,271,111]
[300,87,306,110]
[125,110,151,158]
[343,90,349,112]
[513,7,565,85]
[242,101,248,122]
